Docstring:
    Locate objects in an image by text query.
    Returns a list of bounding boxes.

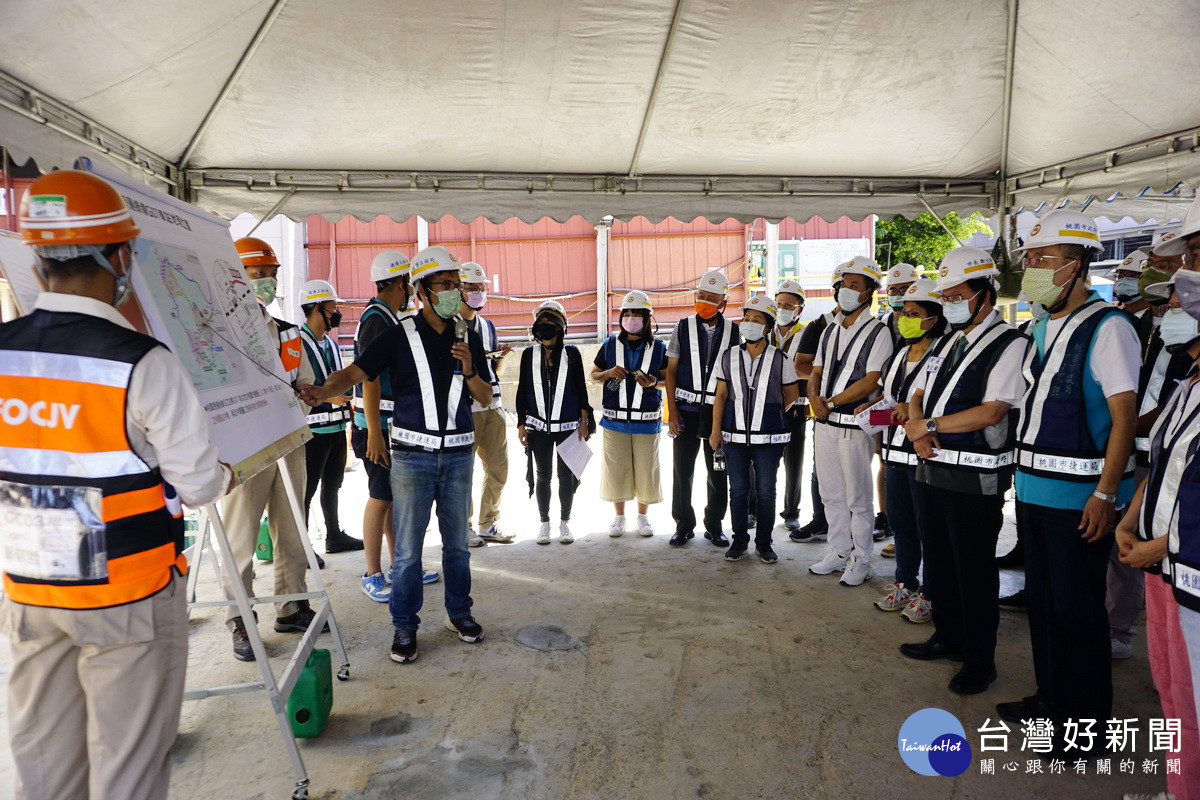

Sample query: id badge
[0,481,107,581]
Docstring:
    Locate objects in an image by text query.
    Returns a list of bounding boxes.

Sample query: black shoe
[757,546,778,563]
[996,695,1051,724]
[325,529,365,553]
[747,516,757,530]
[669,531,693,547]
[445,615,484,643]
[390,628,418,663]
[724,543,747,561]
[949,667,997,695]
[790,520,828,543]
[999,589,1026,611]
[872,512,891,541]
[274,604,330,634]
[995,545,1025,569]
[899,638,965,662]
[231,617,255,662]
[704,530,730,547]
[308,552,326,570]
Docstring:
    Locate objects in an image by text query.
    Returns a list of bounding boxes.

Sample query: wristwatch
[925,418,938,434]
[1092,489,1117,504]
[463,369,478,380]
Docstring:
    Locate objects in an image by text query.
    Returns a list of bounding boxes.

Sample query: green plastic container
[255,518,272,561]
[287,648,333,738]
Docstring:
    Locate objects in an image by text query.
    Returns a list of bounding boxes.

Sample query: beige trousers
[220,444,309,622]
[600,428,663,504]
[3,574,187,800]
[471,408,509,528]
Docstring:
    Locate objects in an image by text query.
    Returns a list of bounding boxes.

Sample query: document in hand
[556,434,593,480]
[856,395,898,436]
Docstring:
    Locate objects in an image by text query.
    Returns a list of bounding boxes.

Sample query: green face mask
[431,287,462,319]
[1021,263,1074,307]
[1139,267,1172,302]
[897,315,929,341]
[251,277,277,305]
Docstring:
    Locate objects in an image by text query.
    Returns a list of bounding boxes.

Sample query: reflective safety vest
[719,344,790,445]
[1016,299,1135,482]
[299,325,349,430]
[353,298,398,428]
[0,311,185,609]
[600,336,665,424]
[468,315,503,413]
[815,314,888,429]
[275,318,302,383]
[520,344,584,433]
[388,317,475,451]
[673,315,737,409]
[879,339,944,469]
[1143,374,1200,601]
[771,320,808,408]
[920,321,1027,475]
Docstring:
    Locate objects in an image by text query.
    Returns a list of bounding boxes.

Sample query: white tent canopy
[1,0,1198,224]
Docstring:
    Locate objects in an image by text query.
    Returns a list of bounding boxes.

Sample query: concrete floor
[0,426,1174,799]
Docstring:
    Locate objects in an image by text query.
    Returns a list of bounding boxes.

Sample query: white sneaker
[636,515,654,537]
[468,527,485,548]
[608,515,626,537]
[1111,638,1133,660]
[874,582,915,612]
[839,555,875,587]
[901,593,932,624]
[536,522,551,545]
[559,522,574,544]
[808,549,848,575]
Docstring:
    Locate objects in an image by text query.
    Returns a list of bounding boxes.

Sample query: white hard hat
[903,277,943,305]
[619,290,653,312]
[411,245,460,281]
[775,279,805,300]
[885,263,921,287]
[742,293,777,322]
[836,255,883,284]
[299,279,341,306]
[934,247,1000,294]
[532,299,568,327]
[370,250,410,283]
[1152,196,1200,256]
[1107,249,1148,278]
[459,261,489,284]
[1014,210,1103,253]
[1150,226,1182,256]
[696,269,730,296]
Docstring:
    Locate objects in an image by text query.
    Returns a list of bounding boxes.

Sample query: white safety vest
[722,345,790,445]
[468,315,503,413]
[298,327,350,427]
[1144,377,1200,582]
[816,314,887,428]
[675,316,735,406]
[527,343,579,433]
[389,317,474,450]
[603,338,661,423]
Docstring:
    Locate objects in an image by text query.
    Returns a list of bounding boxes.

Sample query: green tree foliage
[875,212,994,271]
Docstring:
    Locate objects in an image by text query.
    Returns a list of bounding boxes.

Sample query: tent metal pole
[916,194,965,246]
[246,186,297,236]
[178,0,290,169]
[627,0,689,177]
[998,0,1019,211]
[595,217,611,340]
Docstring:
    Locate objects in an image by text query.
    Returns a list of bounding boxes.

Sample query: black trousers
[779,407,808,522]
[917,482,1002,677]
[1020,500,1113,722]
[671,407,728,536]
[304,429,347,536]
[527,429,579,522]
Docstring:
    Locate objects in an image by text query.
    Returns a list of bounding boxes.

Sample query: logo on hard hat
[939,267,949,277]
[1030,224,1042,237]
[1162,232,1177,241]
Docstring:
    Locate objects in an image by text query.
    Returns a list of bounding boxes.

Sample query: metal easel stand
[183,455,351,800]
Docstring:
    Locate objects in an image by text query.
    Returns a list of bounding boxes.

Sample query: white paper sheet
[855,395,898,436]
[556,433,593,481]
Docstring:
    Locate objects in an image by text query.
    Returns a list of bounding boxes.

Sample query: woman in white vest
[708,294,801,563]
[592,290,667,537]
[515,301,593,544]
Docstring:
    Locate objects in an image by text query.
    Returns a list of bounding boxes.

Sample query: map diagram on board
[133,240,246,392]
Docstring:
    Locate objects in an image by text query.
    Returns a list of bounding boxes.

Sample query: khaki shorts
[600,427,663,504]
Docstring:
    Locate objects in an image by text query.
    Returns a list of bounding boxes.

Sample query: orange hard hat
[18,170,140,246]
[234,237,280,268]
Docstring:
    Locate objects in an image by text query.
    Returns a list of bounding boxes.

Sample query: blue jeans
[884,466,923,590]
[724,443,784,548]
[388,448,474,631]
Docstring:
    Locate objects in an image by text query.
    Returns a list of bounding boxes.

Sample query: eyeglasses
[1020,254,1078,271]
[776,301,802,311]
[940,290,979,305]
[1184,241,1200,265]
[895,310,930,319]
[429,280,462,291]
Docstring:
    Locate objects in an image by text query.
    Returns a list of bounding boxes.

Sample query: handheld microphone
[454,317,468,374]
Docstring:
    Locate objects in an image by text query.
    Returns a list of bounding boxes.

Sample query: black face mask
[532,321,561,341]
[322,307,343,329]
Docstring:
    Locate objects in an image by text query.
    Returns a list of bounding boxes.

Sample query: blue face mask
[1160,308,1199,348]
[942,293,977,327]
[1114,277,1141,303]
[887,297,905,311]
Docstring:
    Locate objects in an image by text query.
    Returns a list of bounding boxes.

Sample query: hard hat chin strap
[36,243,131,306]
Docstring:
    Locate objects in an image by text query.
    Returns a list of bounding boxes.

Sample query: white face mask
[740,322,766,343]
[1160,307,1199,347]
[837,287,865,313]
[776,308,797,327]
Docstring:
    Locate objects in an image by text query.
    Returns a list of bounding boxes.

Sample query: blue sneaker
[422,569,440,585]
[361,572,390,603]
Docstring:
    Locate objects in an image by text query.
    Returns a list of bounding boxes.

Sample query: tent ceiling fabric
[1,0,1198,223]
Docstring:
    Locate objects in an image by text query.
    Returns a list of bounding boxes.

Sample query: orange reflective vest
[0,309,185,609]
